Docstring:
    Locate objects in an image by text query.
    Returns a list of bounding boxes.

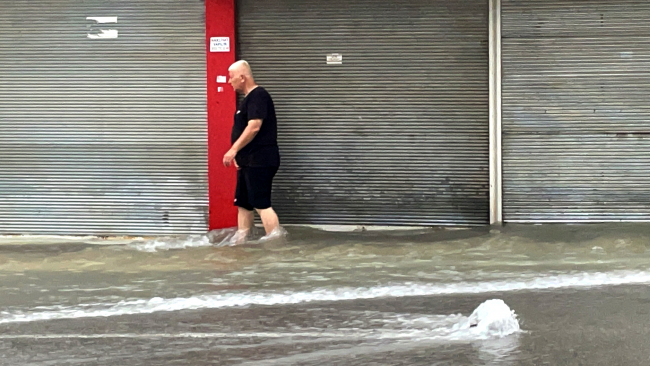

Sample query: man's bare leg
[231,207,254,244]
[256,207,279,235]
[238,207,254,231]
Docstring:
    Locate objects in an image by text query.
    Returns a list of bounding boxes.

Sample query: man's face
[228,70,244,93]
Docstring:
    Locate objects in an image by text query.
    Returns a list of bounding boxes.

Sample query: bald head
[228,60,257,94]
[228,60,254,79]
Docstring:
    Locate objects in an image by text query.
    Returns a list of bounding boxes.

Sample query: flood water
[1,224,650,365]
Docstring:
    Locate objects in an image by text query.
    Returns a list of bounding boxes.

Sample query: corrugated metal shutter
[0,0,208,235]
[236,0,489,226]
[502,0,650,222]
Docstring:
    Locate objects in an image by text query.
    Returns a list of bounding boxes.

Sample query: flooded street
[1,224,650,365]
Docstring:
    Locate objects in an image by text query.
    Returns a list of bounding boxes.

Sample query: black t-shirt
[230,87,280,167]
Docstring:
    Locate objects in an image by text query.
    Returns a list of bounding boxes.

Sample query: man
[223,60,282,242]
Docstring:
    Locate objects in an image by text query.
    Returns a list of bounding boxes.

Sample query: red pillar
[206,0,237,229]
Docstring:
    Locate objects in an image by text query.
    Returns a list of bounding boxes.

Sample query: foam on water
[461,299,520,339]
[128,235,213,252]
[127,228,243,252]
[0,227,281,252]
[0,270,648,325]
[0,300,520,344]
[126,227,288,251]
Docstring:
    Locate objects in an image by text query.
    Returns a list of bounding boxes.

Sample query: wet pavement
[1,224,650,365]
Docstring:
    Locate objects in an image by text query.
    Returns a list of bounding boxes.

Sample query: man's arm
[223,119,262,167]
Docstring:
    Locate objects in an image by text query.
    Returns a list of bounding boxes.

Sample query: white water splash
[0,270,648,324]
[0,300,519,342]
[461,299,520,339]
[128,235,212,252]
[0,227,275,252]
[213,226,289,247]
[259,226,288,242]
[126,227,289,251]
[127,228,242,252]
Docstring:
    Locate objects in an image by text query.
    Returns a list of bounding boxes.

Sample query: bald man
[223,60,282,241]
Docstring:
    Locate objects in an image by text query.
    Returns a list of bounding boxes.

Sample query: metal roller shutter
[502,0,650,222]
[237,0,489,226]
[0,0,207,235]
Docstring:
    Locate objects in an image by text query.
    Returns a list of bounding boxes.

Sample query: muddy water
[0,224,649,365]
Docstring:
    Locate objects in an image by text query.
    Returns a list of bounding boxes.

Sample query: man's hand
[223,148,237,167]
[226,119,261,168]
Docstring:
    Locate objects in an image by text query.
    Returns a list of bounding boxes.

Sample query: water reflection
[473,336,521,366]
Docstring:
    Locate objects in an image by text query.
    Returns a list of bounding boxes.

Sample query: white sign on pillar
[210,37,230,52]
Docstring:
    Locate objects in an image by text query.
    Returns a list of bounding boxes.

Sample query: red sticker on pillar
[206,0,237,229]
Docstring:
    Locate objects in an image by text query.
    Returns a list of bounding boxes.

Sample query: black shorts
[234,166,278,211]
